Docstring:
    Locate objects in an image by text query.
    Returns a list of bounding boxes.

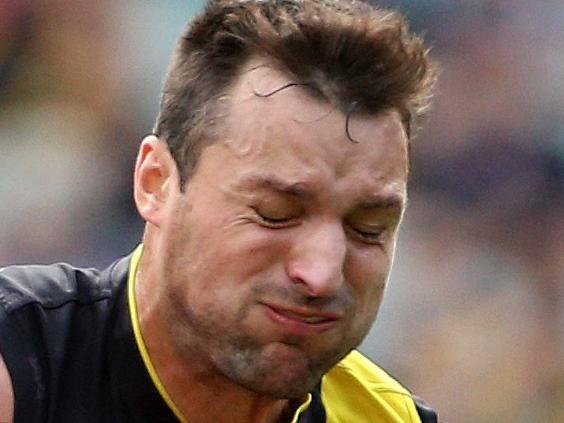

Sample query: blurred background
[0,0,562,422]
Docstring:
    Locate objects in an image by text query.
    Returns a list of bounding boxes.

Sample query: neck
[134,241,296,423]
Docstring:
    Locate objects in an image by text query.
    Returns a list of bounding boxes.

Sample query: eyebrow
[358,194,406,211]
[238,174,406,210]
[238,174,317,199]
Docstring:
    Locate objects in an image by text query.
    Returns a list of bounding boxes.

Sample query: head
[136,0,436,401]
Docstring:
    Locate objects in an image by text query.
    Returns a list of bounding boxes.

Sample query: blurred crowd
[0,1,562,422]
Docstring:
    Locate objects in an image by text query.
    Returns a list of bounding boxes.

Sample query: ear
[133,135,178,227]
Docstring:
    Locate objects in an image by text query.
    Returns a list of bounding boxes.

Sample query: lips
[262,303,341,334]
[273,308,334,324]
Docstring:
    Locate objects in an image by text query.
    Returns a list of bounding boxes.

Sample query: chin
[242,367,321,400]
[216,341,345,400]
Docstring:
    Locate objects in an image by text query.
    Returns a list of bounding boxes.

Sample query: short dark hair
[154,0,437,188]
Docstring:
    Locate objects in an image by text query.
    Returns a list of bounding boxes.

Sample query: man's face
[157,64,409,399]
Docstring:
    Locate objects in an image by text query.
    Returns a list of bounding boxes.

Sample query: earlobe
[133,135,177,227]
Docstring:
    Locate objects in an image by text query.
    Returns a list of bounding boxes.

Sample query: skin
[133,61,409,423]
[0,353,14,423]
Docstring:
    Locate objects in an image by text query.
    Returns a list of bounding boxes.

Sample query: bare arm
[0,353,14,423]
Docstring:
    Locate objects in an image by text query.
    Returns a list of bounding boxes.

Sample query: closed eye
[347,224,387,245]
[252,207,299,228]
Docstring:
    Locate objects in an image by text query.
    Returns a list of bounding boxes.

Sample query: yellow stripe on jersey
[322,350,422,423]
[128,245,189,423]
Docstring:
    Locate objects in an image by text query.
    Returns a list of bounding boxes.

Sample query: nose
[285,221,347,298]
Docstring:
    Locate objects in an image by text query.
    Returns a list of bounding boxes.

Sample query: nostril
[286,259,344,298]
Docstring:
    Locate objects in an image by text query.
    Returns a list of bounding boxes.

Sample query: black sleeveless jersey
[0,254,182,422]
[0,252,438,422]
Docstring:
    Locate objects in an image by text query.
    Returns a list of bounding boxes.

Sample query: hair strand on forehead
[253,81,316,98]
[345,101,360,144]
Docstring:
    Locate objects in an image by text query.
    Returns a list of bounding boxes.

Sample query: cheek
[172,228,292,331]
[178,218,291,300]
[211,227,290,276]
[346,248,393,317]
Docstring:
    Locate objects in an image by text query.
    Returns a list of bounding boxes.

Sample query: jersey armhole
[0,305,45,423]
[413,395,439,423]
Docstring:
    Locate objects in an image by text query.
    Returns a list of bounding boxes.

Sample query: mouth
[262,303,341,334]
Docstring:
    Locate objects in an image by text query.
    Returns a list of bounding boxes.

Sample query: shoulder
[0,256,131,422]
[321,350,438,423]
[0,259,125,314]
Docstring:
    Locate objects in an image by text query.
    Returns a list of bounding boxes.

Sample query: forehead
[206,59,409,201]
